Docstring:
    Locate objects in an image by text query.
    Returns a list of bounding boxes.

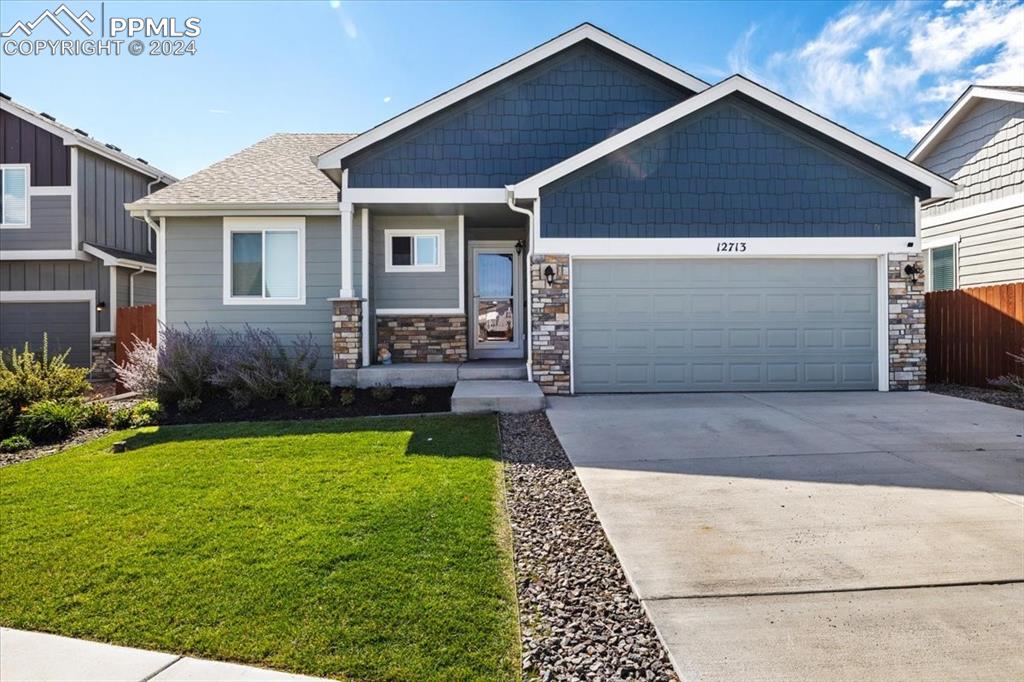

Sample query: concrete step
[451,380,546,414]
[457,360,528,381]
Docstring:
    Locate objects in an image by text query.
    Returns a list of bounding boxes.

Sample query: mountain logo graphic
[2,4,95,38]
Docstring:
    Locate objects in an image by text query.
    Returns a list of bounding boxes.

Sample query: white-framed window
[1,164,30,229]
[222,217,306,305]
[385,229,445,272]
[925,237,959,292]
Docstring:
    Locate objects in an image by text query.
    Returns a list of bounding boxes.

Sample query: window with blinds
[930,245,955,292]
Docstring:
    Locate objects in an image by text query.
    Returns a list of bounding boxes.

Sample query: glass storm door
[470,242,523,359]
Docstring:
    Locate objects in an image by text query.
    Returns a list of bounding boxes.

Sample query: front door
[469,241,523,359]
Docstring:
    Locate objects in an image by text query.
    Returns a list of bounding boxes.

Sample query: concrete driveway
[546,392,1024,681]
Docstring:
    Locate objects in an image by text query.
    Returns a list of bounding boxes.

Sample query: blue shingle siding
[540,100,917,238]
[346,41,691,188]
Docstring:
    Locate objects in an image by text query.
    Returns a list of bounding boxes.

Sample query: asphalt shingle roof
[132,133,355,206]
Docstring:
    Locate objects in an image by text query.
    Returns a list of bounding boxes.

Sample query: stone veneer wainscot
[331,299,363,370]
[376,315,467,363]
[887,253,926,391]
[530,255,571,395]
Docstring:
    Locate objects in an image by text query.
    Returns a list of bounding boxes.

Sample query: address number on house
[716,242,748,252]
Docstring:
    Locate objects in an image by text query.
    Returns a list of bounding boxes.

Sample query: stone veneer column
[89,336,116,383]
[331,298,362,371]
[530,255,571,395]
[887,253,926,391]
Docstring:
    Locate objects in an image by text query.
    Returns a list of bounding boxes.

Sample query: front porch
[338,358,528,388]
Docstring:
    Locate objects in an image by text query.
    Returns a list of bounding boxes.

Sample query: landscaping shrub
[411,392,427,408]
[287,381,331,408]
[990,348,1024,394]
[16,400,84,444]
[0,435,31,453]
[130,400,162,427]
[338,389,356,406]
[370,385,395,402]
[0,335,90,437]
[79,401,111,429]
[110,400,163,430]
[157,325,219,405]
[177,396,202,413]
[211,326,320,407]
[114,336,159,397]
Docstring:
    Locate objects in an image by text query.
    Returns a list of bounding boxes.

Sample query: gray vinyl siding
[924,205,1024,288]
[116,267,130,308]
[919,99,1024,218]
[0,195,71,250]
[78,148,159,257]
[346,42,691,188]
[541,99,917,238]
[0,259,113,332]
[372,215,460,310]
[164,215,355,375]
[133,271,156,305]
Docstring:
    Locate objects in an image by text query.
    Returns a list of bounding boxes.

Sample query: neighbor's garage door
[0,302,92,367]
[572,259,878,393]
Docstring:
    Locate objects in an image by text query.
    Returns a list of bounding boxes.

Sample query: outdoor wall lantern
[95,300,107,313]
[903,262,923,285]
[544,265,555,286]
[514,240,524,256]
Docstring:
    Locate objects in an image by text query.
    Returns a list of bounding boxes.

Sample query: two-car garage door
[572,259,878,393]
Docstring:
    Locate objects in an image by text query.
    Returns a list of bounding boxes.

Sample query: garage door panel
[573,259,878,392]
[0,302,91,368]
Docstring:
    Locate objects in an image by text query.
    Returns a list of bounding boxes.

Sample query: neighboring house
[909,85,1024,292]
[128,24,953,395]
[0,95,176,376]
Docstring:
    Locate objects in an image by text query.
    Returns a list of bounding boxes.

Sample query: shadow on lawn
[121,414,500,460]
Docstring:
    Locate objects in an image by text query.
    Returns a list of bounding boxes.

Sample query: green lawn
[0,416,519,681]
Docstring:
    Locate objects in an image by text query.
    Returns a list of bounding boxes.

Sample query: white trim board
[341,188,507,204]
[0,249,90,261]
[512,75,955,200]
[909,85,1024,163]
[128,203,340,217]
[317,23,708,170]
[922,195,1024,227]
[375,308,464,316]
[383,228,446,273]
[534,237,919,258]
[0,289,98,337]
[0,163,31,229]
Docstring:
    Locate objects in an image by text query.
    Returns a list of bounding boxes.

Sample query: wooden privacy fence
[115,304,157,367]
[926,283,1024,387]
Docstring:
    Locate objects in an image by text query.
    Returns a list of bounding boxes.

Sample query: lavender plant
[210,325,321,407]
[113,335,159,397]
[156,324,219,404]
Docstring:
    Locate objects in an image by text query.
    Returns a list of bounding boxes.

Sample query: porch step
[451,380,546,414]
[354,363,459,388]
[457,360,528,381]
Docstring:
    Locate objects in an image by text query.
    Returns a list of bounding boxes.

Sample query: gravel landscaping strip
[0,428,109,468]
[500,412,677,682]
[929,384,1024,411]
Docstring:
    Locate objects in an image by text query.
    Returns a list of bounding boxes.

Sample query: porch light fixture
[514,240,524,256]
[95,300,106,313]
[903,262,923,285]
[544,265,555,286]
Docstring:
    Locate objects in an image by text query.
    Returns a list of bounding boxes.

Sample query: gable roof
[127,133,354,212]
[315,23,709,174]
[511,75,956,201]
[908,84,1024,163]
[0,94,176,182]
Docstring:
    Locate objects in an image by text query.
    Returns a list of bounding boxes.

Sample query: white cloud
[208,109,230,115]
[329,0,341,8]
[729,0,1024,144]
[383,96,391,103]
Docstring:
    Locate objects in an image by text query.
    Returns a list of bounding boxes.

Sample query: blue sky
[1,0,1021,179]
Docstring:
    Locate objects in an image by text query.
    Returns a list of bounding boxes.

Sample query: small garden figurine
[377,345,392,365]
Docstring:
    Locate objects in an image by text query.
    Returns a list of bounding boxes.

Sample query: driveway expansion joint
[641,578,1024,602]
[140,655,184,681]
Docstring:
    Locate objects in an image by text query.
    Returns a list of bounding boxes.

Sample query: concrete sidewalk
[0,628,331,682]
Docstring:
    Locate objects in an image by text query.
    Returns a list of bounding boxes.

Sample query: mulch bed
[500,412,677,682]
[0,428,110,468]
[161,386,452,425]
[928,384,1024,411]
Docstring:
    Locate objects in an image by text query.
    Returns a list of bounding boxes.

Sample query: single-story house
[128,24,954,395]
[908,85,1023,292]
[1,95,175,376]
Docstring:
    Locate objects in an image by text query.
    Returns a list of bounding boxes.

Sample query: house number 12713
[716,242,748,252]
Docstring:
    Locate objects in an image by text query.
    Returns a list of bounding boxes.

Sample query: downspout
[128,266,146,306]
[505,186,535,382]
